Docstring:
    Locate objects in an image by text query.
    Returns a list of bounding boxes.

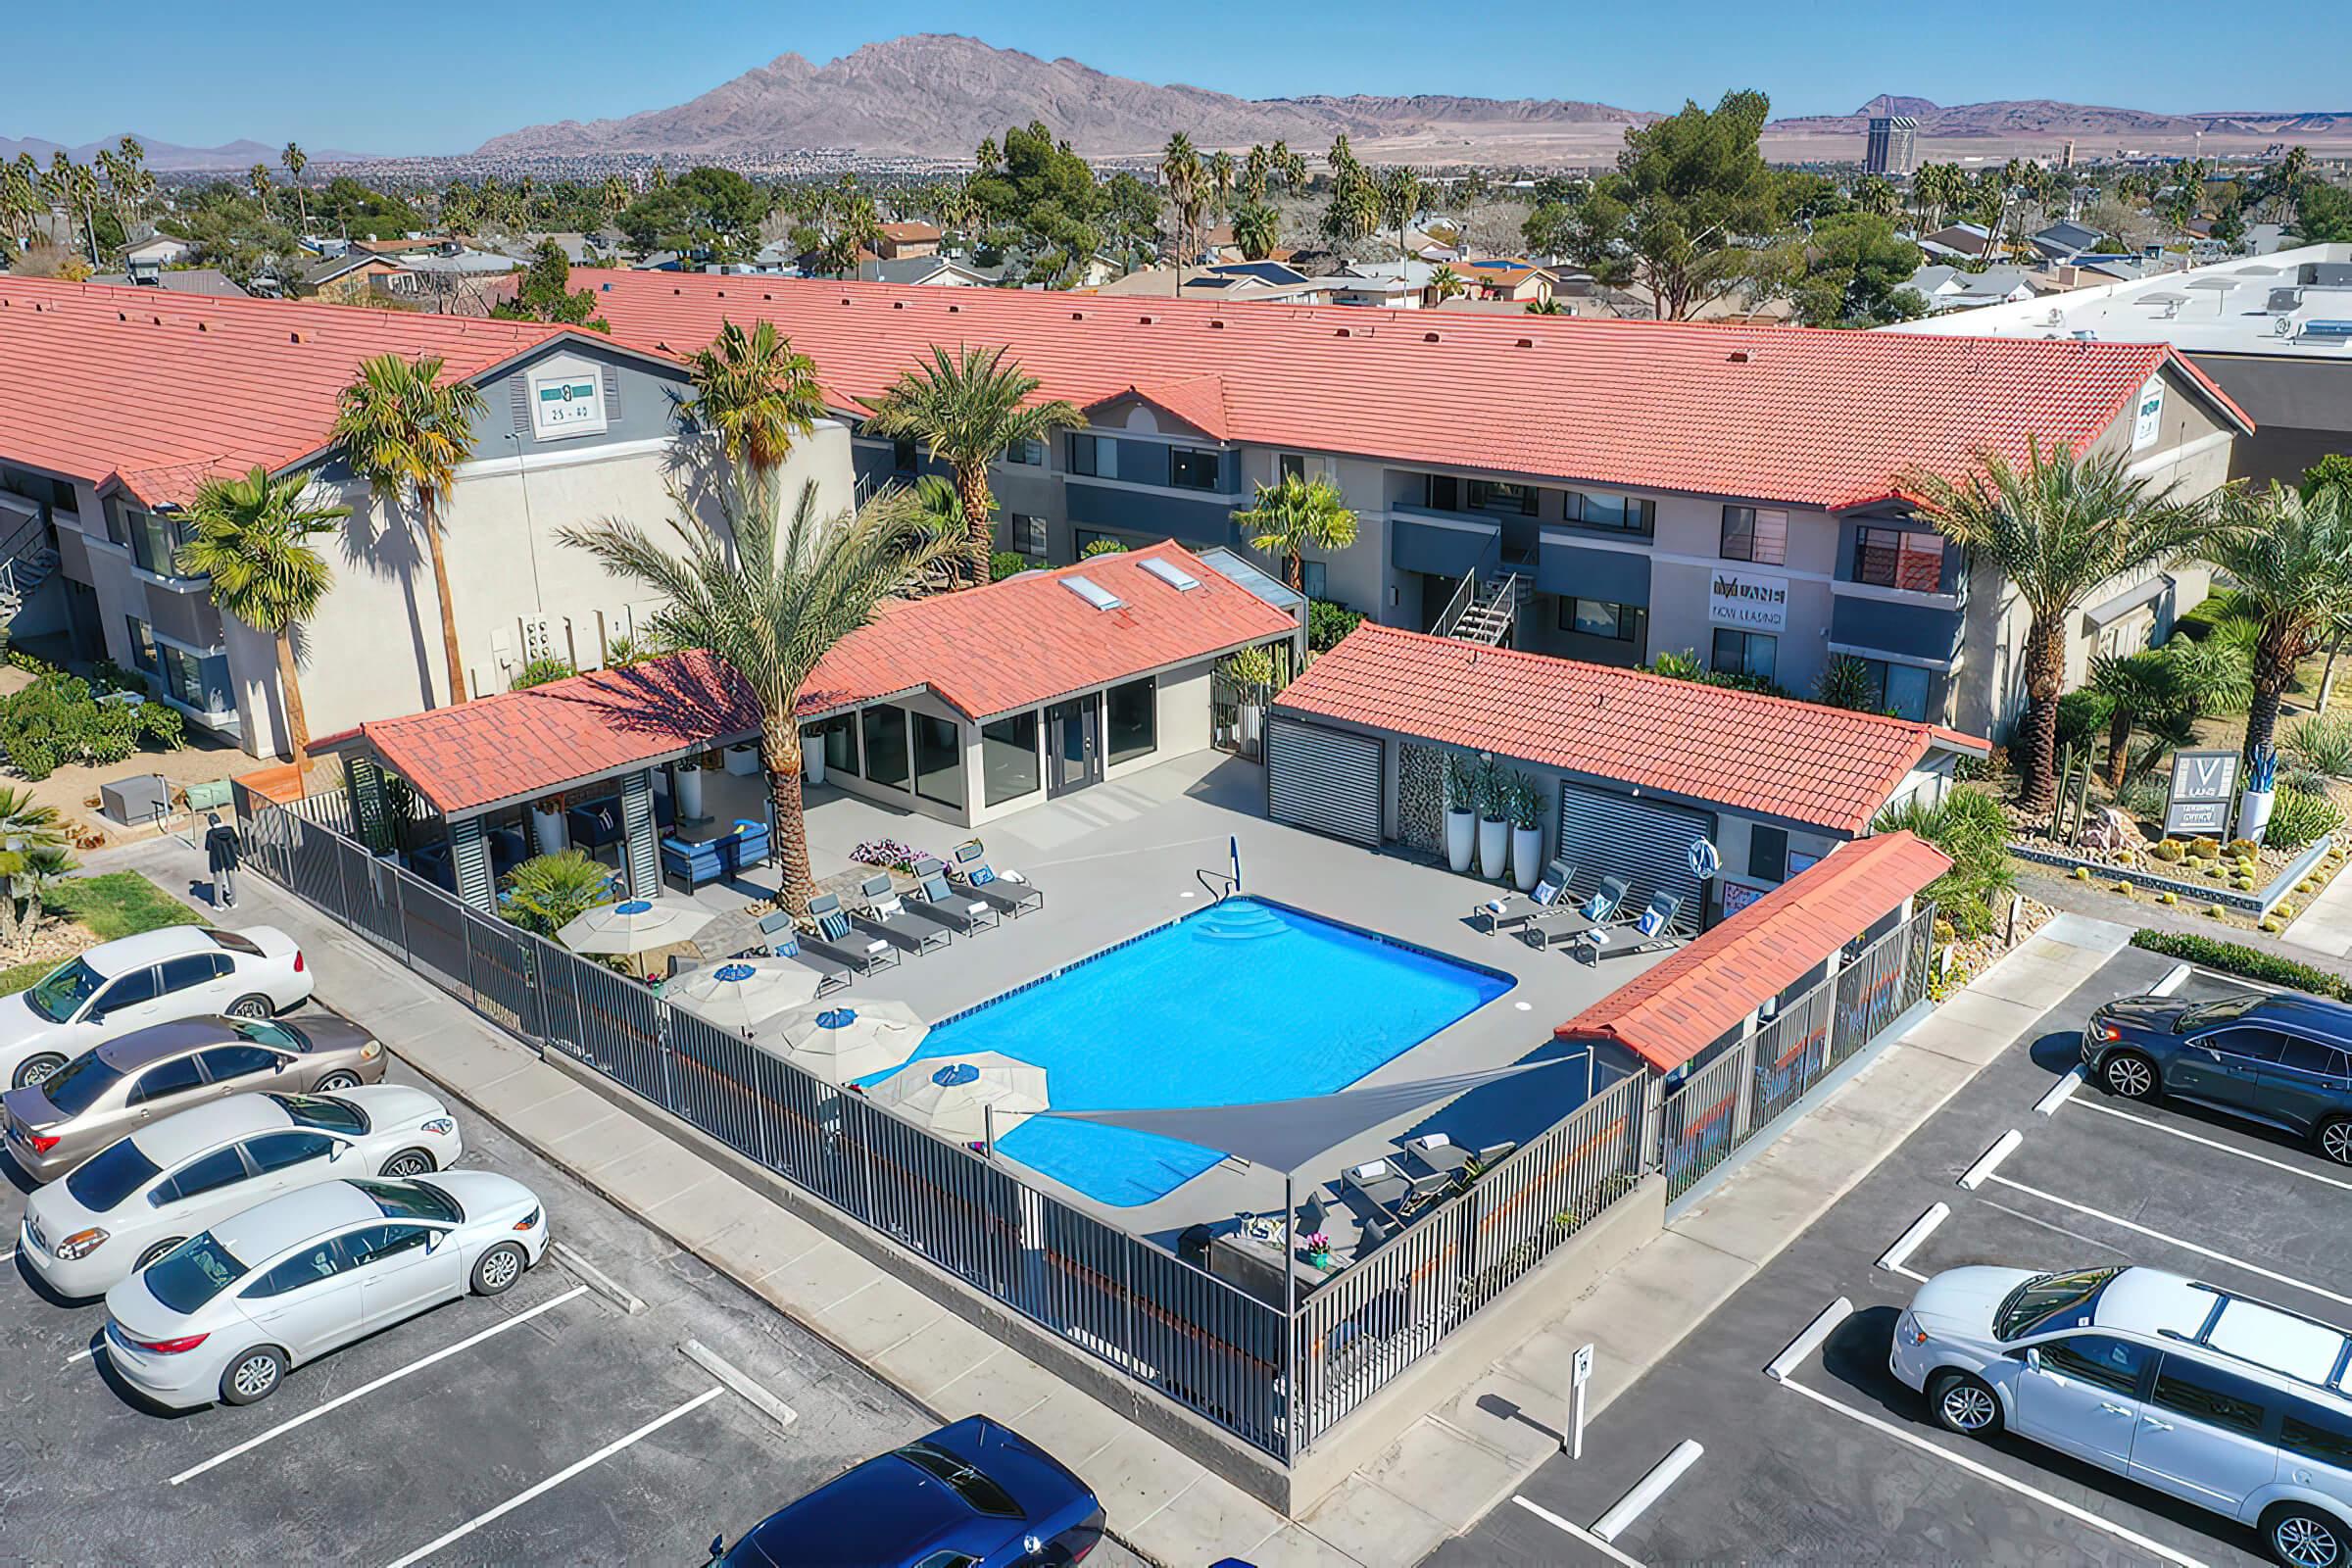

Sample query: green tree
[2207,482,2352,761]
[1785,212,1926,326]
[1872,786,2015,939]
[1231,200,1279,261]
[0,787,73,960]
[1235,474,1358,593]
[331,354,489,708]
[1908,439,2216,810]
[281,142,308,231]
[2303,454,2352,505]
[564,466,954,912]
[1379,167,1423,260]
[858,346,1083,591]
[491,241,611,331]
[501,850,616,938]
[966,122,1107,286]
[680,318,827,481]
[177,466,347,774]
[2296,180,2352,245]
[1160,132,1203,277]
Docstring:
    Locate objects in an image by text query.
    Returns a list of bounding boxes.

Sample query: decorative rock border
[2008,834,2333,919]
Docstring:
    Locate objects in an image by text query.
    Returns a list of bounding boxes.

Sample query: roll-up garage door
[1268,717,1383,845]
[1555,782,1713,913]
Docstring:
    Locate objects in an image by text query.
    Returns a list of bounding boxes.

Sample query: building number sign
[529,371,607,441]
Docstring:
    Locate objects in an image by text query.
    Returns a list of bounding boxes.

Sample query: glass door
[1046,698,1100,798]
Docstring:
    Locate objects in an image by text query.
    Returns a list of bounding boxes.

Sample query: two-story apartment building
[581,270,2247,740]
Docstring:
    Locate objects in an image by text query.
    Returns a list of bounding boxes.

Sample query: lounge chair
[950,840,1044,919]
[852,873,952,956]
[1577,892,1689,962]
[1522,872,1629,949]
[1474,859,1576,935]
[1396,1171,1451,1216]
[1342,1158,1409,1215]
[1401,1133,1475,1182]
[901,858,1002,937]
[1465,1140,1517,1174]
[1357,1212,1398,1254]
[801,893,902,975]
[748,910,851,996]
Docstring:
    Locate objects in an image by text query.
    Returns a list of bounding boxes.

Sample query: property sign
[2164,749,2240,837]
[1707,568,1789,632]
[2132,375,2166,452]
[1720,876,1773,917]
[529,369,608,442]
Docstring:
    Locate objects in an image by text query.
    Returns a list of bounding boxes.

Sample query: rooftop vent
[1208,318,1225,329]
[1138,314,1156,324]
[892,300,906,309]
[1071,310,1086,320]
[1139,558,1200,592]
[1424,331,1442,342]
[1060,574,1126,612]
[1728,349,1750,364]
[947,303,959,313]
[1515,336,1535,348]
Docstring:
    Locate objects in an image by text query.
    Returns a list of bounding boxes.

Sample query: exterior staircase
[0,506,58,633]
[1446,571,1527,647]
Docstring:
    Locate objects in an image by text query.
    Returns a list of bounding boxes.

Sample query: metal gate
[1555,781,1713,912]
[1267,716,1382,845]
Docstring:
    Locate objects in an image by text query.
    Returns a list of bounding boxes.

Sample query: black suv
[2083,990,2352,1163]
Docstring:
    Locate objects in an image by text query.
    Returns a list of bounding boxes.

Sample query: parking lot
[0,1008,997,1566]
[1439,939,2352,1567]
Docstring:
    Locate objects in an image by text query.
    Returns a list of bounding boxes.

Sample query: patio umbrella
[869,1052,1050,1143]
[557,895,715,956]
[666,959,823,1032]
[766,999,929,1086]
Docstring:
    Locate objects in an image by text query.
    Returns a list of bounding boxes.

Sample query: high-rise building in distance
[1864,116,1919,175]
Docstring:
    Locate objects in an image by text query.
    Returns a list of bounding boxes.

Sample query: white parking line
[1776,1378,2209,1567]
[2066,1097,2352,1193]
[1984,1175,2352,1313]
[170,1285,588,1486]
[1509,1495,1645,1567]
[379,1385,724,1568]
[1766,1298,1853,1382]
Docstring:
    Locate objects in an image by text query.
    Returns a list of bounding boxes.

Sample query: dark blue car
[710,1416,1106,1568]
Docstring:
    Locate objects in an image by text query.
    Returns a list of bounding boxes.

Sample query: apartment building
[579,270,2245,740]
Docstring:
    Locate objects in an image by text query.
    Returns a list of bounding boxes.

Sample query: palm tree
[177,466,347,775]
[858,345,1083,591]
[1160,133,1202,281]
[600,174,630,223]
[2088,650,2183,790]
[1207,150,1236,224]
[682,318,827,480]
[1380,167,1423,261]
[0,786,73,960]
[1427,265,1466,306]
[1241,144,1271,208]
[564,465,954,912]
[1232,201,1279,261]
[500,849,617,938]
[2206,482,2352,761]
[1235,474,1358,594]
[331,354,488,708]
[1908,438,2216,810]
[281,142,308,232]
[248,163,273,220]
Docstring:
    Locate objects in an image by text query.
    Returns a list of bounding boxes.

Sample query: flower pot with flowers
[1303,1232,1332,1269]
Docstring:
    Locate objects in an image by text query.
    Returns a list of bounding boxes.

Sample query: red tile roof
[1557,831,1952,1072]
[0,277,650,508]
[574,270,2250,511]
[1274,623,1985,834]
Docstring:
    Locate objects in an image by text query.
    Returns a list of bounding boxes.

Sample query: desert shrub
[2119,776,2171,821]
[2149,838,2185,862]
[990,552,1034,582]
[2131,930,2352,1000]
[1875,785,2015,939]
[2226,838,2263,859]
[511,658,576,690]
[0,674,184,780]
[1308,600,1366,653]
[2054,690,2110,757]
[2288,713,2352,779]
[2186,836,2222,859]
[2265,785,2344,851]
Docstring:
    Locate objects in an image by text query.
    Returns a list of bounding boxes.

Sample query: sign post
[1567,1342,1594,1457]
[2163,749,2241,839]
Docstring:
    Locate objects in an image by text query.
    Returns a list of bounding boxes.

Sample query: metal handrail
[1431,569,1480,638]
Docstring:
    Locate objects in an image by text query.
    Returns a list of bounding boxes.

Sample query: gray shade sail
[1034,1057,1582,1176]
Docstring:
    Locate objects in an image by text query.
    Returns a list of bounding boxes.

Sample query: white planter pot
[529,805,567,858]
[2235,787,2275,848]
[801,734,825,788]
[1512,825,1544,891]
[724,743,760,777]
[1445,809,1476,873]
[1240,705,1263,749]
[674,766,706,821]
[1477,816,1510,881]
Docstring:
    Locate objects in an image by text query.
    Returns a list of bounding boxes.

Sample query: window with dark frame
[1466,478,1538,515]
[860,705,910,790]
[1854,526,1945,591]
[1424,474,1460,512]
[1169,447,1221,491]
[1747,824,1789,883]
[1561,598,1639,641]
[1104,676,1157,766]
[981,711,1040,806]
[1720,506,1788,565]
[1566,491,1654,533]
[1300,561,1327,599]
[890,436,917,476]
[1711,629,1778,683]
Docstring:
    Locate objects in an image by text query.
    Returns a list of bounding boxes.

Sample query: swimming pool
[872,898,1513,1206]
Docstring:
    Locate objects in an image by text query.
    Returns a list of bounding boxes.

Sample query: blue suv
[2083,990,2352,1163]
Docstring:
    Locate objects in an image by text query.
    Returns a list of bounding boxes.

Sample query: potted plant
[1303,1231,1332,1269]
[1508,771,1544,891]
[528,794,569,857]
[1475,758,1511,881]
[673,757,706,822]
[724,741,760,776]
[1222,646,1277,750]
[800,724,826,788]
[1443,754,1478,874]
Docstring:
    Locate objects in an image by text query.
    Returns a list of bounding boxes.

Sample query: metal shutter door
[1555,782,1713,911]
[1268,717,1383,845]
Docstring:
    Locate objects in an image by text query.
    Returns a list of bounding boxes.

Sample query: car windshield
[2177,995,2268,1031]
[1995,1267,2123,1341]
[65,1138,163,1212]
[37,1053,124,1117]
[351,1177,461,1224]
[24,957,105,1023]
[269,1093,367,1135]
[892,1441,1021,1519]
[232,1018,308,1052]
[143,1231,250,1313]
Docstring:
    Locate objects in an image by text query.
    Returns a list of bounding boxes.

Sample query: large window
[911,712,963,808]
[1720,507,1788,565]
[810,712,859,778]
[124,616,160,675]
[1747,824,1789,883]
[1565,491,1654,534]
[1854,526,1945,591]
[1300,561,1327,600]
[1104,676,1156,767]
[1857,659,1933,722]
[860,705,909,790]
[1423,474,1460,512]
[1711,629,1778,683]
[981,712,1040,806]
[1169,447,1221,492]
[1562,598,1640,642]
[1467,478,1538,515]
[161,644,234,716]
[125,508,189,577]
[1003,514,1047,558]
[1066,434,1118,479]
[1002,438,1045,466]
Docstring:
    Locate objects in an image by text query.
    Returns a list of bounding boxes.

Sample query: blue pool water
[873,898,1512,1206]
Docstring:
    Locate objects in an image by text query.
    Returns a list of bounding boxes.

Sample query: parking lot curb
[551,1242,648,1316]
[682,1339,799,1432]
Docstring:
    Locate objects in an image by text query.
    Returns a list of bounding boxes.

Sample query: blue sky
[12,1,2348,155]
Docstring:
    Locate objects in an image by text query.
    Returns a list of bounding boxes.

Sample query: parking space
[1436,940,2352,1568]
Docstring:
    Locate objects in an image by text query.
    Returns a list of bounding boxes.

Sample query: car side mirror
[425,1230,444,1253]
[82,1009,105,1026]
[708,1537,726,1564]
[2024,1348,2042,1370]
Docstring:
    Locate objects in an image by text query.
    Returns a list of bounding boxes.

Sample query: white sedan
[104,1172,547,1410]
[1,926,311,1090]
[21,1086,463,1298]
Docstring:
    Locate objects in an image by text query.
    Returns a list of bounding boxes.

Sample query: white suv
[1893,1264,2352,1567]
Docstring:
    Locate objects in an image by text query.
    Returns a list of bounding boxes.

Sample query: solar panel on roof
[1061,574,1125,611]
[1193,547,1304,610]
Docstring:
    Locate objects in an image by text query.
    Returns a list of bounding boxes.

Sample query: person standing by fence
[204,812,243,909]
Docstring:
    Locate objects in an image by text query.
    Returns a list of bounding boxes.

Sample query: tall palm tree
[2088,650,2184,790]
[248,163,273,220]
[682,318,827,479]
[1160,133,1203,281]
[281,142,309,232]
[1241,144,1271,208]
[1232,201,1279,262]
[1207,150,1236,224]
[1235,474,1358,594]
[2206,482,2352,761]
[331,354,487,708]
[178,466,347,775]
[564,465,954,912]
[600,173,630,223]
[0,786,72,961]
[858,345,1083,591]
[1908,438,2216,810]
[1380,167,1423,261]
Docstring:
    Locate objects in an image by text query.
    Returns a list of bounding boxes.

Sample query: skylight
[1061,574,1125,611]
[1140,558,1199,592]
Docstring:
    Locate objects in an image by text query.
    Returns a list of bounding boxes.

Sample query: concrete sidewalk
[88,836,2122,1566]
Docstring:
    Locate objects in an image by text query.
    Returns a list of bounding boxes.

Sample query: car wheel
[379,1148,436,1179]
[313,1070,362,1092]
[12,1053,68,1091]
[220,1346,286,1406]
[471,1242,526,1297]
[2100,1050,2160,1101]
[1929,1370,2003,1438]
[226,994,273,1020]
[134,1238,186,1271]
[2317,1118,2352,1168]
[2265,1501,2351,1568]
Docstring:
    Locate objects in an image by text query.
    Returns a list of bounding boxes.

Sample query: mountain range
[0,133,373,172]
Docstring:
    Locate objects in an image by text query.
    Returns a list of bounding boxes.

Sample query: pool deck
[790,752,1668,1250]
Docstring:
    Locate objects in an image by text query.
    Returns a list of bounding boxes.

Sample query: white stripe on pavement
[1889,1264,1930,1283]
[1509,1495,1645,1567]
[2066,1098,2352,1194]
[1777,1378,2208,1567]
[379,1386,724,1568]
[171,1286,588,1486]
[1985,1175,2352,1313]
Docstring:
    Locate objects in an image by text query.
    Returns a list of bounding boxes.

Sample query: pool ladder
[1195,834,1245,903]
